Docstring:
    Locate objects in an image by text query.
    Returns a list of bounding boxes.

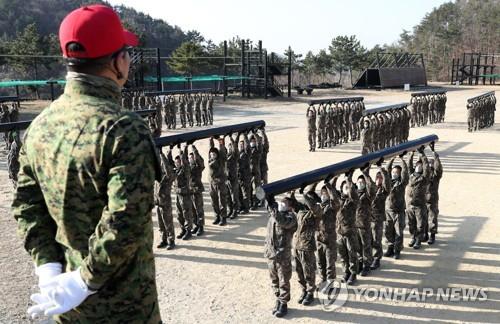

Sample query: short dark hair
[65,42,123,75]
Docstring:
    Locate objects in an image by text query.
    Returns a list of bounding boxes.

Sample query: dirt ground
[1,82,499,323]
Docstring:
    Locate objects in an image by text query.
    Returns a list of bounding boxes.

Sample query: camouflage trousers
[357,227,373,267]
[187,109,194,127]
[191,191,205,226]
[176,193,193,231]
[385,210,406,252]
[371,221,384,261]
[317,241,337,282]
[267,251,292,304]
[407,204,428,240]
[208,108,213,124]
[210,181,228,219]
[202,109,209,125]
[294,249,316,293]
[195,109,202,126]
[308,128,316,150]
[157,202,175,244]
[337,233,359,275]
[261,167,268,185]
[227,177,240,213]
[251,170,262,206]
[426,201,439,235]
[238,177,252,211]
[179,110,187,127]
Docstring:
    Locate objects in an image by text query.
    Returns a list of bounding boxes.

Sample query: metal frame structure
[450,53,498,85]
[363,103,408,116]
[353,52,427,89]
[0,96,20,103]
[467,91,496,103]
[260,134,438,203]
[411,89,447,97]
[154,120,265,147]
[308,97,364,106]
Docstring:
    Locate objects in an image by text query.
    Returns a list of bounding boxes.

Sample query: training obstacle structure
[154,120,265,148]
[259,134,438,203]
[353,52,427,89]
[450,53,499,85]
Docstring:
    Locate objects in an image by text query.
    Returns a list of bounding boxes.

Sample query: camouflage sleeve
[434,152,443,179]
[12,142,64,266]
[381,167,391,193]
[401,158,409,186]
[80,116,157,290]
[421,153,430,179]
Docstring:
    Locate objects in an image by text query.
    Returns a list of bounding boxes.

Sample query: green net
[0,80,66,88]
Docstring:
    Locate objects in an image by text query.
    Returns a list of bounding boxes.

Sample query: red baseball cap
[59,4,139,59]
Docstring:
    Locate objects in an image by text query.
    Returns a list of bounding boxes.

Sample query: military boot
[408,237,416,247]
[347,273,357,285]
[370,259,380,270]
[272,300,280,316]
[157,241,168,249]
[428,233,436,245]
[195,226,204,236]
[219,217,227,226]
[343,272,351,282]
[212,216,220,225]
[302,292,314,306]
[176,228,186,239]
[274,302,287,318]
[166,240,175,250]
[297,291,307,304]
[191,225,199,234]
[384,246,394,257]
[182,230,192,240]
[229,210,238,219]
[413,238,421,249]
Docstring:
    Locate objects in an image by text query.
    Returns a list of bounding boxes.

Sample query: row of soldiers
[306,100,365,151]
[122,91,215,129]
[1,102,20,149]
[409,92,447,127]
[265,144,442,317]
[360,107,411,155]
[154,129,269,249]
[1,102,21,188]
[467,93,496,132]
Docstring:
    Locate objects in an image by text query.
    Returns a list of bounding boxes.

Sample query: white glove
[28,268,95,318]
[28,263,63,319]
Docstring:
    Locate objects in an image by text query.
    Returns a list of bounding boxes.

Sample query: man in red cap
[12,4,162,323]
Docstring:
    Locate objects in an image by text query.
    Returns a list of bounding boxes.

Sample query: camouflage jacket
[386,158,409,212]
[11,72,161,323]
[316,199,338,246]
[371,168,391,221]
[264,207,297,260]
[426,152,443,204]
[293,195,322,251]
[155,151,175,205]
[406,153,430,207]
[189,147,205,192]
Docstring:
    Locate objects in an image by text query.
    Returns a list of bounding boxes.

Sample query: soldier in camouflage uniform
[260,129,269,186]
[7,131,21,188]
[317,180,338,292]
[194,94,202,127]
[425,143,443,245]
[209,137,229,225]
[188,144,205,236]
[355,167,376,276]
[265,197,297,318]
[179,96,187,128]
[330,172,359,285]
[316,105,326,149]
[248,132,263,209]
[385,156,409,259]
[226,134,240,219]
[174,147,194,240]
[202,95,209,126]
[1,104,11,149]
[208,94,214,125]
[292,186,322,306]
[238,133,252,214]
[306,106,316,152]
[370,164,390,269]
[187,95,194,127]
[155,149,176,250]
[406,148,430,250]
[170,96,177,129]
[359,117,372,155]
[12,6,162,322]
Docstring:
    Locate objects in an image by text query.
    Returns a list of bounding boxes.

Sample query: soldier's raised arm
[192,144,205,171]
[420,148,430,179]
[408,151,415,174]
[400,157,409,186]
[380,166,391,192]
[433,151,443,179]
